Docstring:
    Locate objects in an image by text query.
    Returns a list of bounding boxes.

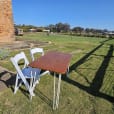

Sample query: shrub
[0,49,10,60]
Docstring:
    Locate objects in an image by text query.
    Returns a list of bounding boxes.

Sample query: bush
[0,49,10,60]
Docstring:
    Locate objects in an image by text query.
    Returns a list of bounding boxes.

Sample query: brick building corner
[0,0,15,42]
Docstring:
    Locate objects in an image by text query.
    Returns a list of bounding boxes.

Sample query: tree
[72,27,84,35]
[56,22,63,32]
[63,23,70,32]
[55,22,70,33]
[48,24,56,32]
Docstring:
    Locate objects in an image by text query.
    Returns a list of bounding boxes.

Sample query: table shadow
[62,40,114,103]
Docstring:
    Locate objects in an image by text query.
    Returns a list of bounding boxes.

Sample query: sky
[12,0,114,30]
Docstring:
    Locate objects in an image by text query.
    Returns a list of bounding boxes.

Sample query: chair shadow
[19,86,30,99]
[62,42,114,103]
[35,89,52,108]
[0,70,52,102]
[0,70,30,99]
[0,70,16,92]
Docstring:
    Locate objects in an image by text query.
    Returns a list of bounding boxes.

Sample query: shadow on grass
[69,43,104,71]
[90,45,113,93]
[35,89,52,108]
[0,70,15,91]
[0,70,30,98]
[63,40,114,103]
[70,37,114,72]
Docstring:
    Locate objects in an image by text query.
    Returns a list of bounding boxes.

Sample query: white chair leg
[30,77,34,90]
[29,77,35,100]
[29,89,35,100]
[36,79,40,84]
[14,76,19,94]
[32,72,40,88]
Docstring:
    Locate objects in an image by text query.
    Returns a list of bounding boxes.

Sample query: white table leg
[56,73,61,109]
[53,73,62,110]
[66,66,69,77]
[53,72,56,110]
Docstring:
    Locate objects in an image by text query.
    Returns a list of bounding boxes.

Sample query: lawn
[0,32,114,114]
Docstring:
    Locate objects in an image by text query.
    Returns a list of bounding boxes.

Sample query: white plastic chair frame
[30,48,50,76]
[30,48,44,61]
[10,52,39,99]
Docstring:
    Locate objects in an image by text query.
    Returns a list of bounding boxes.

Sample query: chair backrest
[30,48,44,61]
[10,52,30,89]
[11,52,29,69]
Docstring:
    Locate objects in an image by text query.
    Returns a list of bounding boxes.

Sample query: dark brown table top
[29,51,72,74]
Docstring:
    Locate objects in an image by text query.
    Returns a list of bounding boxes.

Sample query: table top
[29,51,72,74]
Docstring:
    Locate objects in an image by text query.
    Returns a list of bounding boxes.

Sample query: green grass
[0,33,114,114]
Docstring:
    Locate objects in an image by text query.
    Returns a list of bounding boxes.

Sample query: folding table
[29,51,72,109]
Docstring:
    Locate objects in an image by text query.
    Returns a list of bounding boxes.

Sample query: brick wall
[0,0,15,42]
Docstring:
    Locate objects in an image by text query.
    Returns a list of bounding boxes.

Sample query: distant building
[43,29,50,36]
[43,29,50,32]
[103,32,114,38]
[29,28,37,32]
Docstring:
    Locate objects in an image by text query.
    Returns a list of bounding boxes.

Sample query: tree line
[15,23,114,38]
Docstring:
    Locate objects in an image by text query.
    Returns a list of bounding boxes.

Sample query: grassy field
[0,33,114,114]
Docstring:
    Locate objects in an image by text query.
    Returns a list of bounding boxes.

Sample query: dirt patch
[0,40,49,50]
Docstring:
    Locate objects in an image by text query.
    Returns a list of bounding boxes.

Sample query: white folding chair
[10,52,41,99]
[30,48,44,61]
[30,48,50,76]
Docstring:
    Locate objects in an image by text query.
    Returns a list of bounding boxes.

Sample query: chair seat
[21,67,41,78]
